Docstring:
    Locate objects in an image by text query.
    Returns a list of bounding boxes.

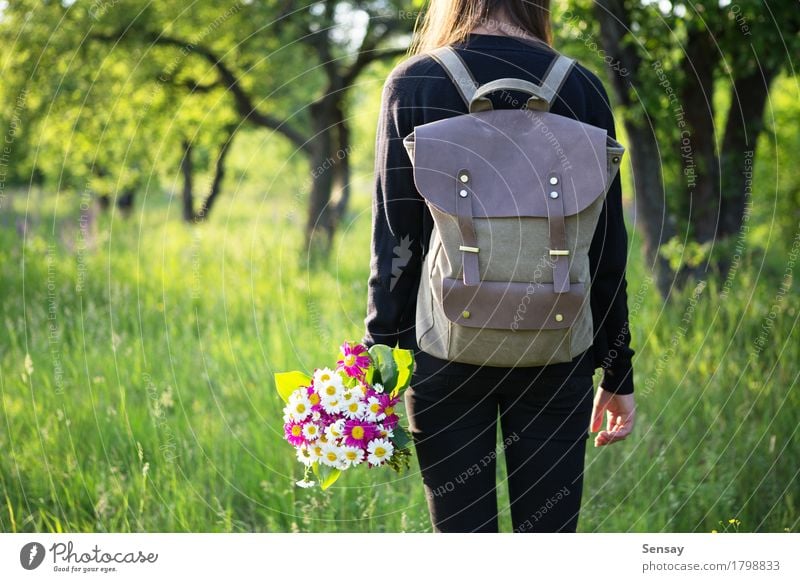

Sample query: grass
[0,174,797,533]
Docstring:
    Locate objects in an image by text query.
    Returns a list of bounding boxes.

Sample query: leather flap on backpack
[410,109,611,217]
[441,277,587,330]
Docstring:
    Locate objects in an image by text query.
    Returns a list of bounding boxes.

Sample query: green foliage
[366,344,414,399]
[0,0,414,214]
[0,181,797,532]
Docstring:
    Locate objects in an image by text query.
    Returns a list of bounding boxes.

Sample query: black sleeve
[360,73,425,349]
[586,74,636,394]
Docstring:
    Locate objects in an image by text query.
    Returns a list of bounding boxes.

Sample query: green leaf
[364,361,375,385]
[320,468,342,490]
[310,461,342,490]
[368,344,397,389]
[392,424,413,451]
[274,371,311,403]
[391,348,414,398]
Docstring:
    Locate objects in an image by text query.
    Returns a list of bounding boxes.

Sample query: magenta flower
[343,419,379,448]
[305,386,323,410]
[336,341,371,379]
[379,394,400,429]
[284,421,306,446]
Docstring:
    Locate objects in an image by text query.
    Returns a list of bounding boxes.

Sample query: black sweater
[360,33,635,394]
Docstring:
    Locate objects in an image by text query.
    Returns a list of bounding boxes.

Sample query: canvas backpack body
[402,45,626,367]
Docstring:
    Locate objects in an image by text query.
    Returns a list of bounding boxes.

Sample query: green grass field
[0,171,797,533]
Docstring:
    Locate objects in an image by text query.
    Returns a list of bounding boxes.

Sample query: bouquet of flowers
[274,340,415,489]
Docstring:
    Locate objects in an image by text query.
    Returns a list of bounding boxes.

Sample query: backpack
[402,45,626,367]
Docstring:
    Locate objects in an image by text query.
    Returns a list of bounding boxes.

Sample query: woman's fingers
[591,388,636,446]
[590,397,606,432]
[594,412,634,447]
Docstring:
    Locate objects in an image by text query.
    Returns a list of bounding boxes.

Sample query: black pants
[405,368,595,533]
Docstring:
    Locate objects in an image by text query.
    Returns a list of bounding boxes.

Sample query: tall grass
[0,181,797,533]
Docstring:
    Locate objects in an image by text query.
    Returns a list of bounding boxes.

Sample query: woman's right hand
[590,387,635,447]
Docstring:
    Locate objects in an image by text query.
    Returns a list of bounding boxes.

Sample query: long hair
[408,0,553,56]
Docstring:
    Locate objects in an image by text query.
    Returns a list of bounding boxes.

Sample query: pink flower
[379,394,400,429]
[343,419,379,448]
[336,341,370,379]
[284,421,306,446]
[306,386,322,410]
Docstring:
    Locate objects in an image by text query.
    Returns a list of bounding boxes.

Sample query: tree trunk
[305,98,339,255]
[181,139,195,223]
[196,125,237,221]
[117,188,136,217]
[680,27,721,245]
[331,99,352,233]
[626,124,676,297]
[717,63,778,240]
[594,0,674,298]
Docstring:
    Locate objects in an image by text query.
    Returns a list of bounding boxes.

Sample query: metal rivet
[549,191,559,199]
[462,310,471,319]
[459,189,468,198]
[459,174,469,183]
[555,313,563,322]
[549,176,558,185]
[612,156,620,163]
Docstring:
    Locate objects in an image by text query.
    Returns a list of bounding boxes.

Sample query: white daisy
[324,418,346,441]
[308,441,325,461]
[373,382,385,394]
[296,445,314,466]
[341,399,367,420]
[364,396,385,422]
[316,372,345,401]
[302,423,322,441]
[351,382,367,398]
[286,392,312,421]
[319,442,343,468]
[340,445,365,467]
[313,367,342,387]
[376,423,394,439]
[367,438,394,466]
[321,395,343,414]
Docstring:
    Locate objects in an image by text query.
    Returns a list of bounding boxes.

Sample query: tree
[88,0,415,251]
[564,0,800,297]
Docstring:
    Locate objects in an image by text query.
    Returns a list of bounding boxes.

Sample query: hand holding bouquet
[274,341,415,489]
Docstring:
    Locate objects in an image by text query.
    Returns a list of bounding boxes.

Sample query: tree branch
[92,30,311,153]
[340,15,407,87]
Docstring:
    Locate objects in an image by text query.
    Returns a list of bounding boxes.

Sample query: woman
[361,0,636,533]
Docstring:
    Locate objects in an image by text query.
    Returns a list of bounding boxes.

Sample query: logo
[390,234,413,291]
[20,542,46,570]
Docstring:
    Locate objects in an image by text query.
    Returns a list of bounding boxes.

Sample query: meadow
[1,156,797,533]
[2,69,800,533]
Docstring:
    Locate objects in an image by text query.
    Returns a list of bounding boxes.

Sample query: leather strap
[469,77,550,113]
[536,54,575,108]
[453,169,480,286]
[429,47,479,108]
[430,46,574,113]
[546,171,570,293]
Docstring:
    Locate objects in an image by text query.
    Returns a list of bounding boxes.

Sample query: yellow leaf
[274,371,311,403]
[320,468,342,490]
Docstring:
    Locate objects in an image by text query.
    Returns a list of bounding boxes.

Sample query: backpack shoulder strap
[428,46,479,108]
[429,46,575,112]
[536,53,575,106]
